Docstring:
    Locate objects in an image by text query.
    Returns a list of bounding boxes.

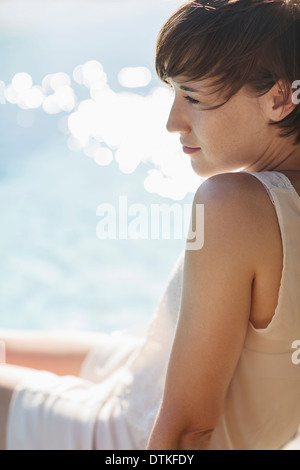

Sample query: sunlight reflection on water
[4,61,200,199]
[0,0,202,332]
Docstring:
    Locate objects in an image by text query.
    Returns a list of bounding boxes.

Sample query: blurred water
[0,0,201,333]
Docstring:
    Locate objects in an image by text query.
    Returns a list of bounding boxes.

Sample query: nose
[166,99,191,135]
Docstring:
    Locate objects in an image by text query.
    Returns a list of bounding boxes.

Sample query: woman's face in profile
[167,76,273,178]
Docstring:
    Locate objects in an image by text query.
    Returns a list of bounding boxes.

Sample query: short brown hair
[155,0,300,142]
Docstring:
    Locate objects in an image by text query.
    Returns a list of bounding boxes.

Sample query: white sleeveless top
[119,170,300,450]
[210,171,300,449]
[7,171,300,450]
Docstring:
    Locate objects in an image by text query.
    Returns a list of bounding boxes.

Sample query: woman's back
[210,170,300,449]
[125,170,300,450]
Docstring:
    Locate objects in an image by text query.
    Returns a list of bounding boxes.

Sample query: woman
[1,0,300,450]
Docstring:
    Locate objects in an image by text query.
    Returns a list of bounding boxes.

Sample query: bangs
[155,0,290,103]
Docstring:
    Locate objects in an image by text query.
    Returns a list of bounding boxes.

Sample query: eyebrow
[178,85,200,93]
[170,80,214,106]
[169,79,201,93]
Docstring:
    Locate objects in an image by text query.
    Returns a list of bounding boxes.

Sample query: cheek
[193,97,266,154]
[196,113,233,152]
[195,116,254,167]
[193,112,219,141]
[204,107,260,150]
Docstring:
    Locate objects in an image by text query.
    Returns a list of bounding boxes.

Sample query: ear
[268,81,296,122]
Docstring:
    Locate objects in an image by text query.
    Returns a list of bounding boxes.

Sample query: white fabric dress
[7,171,300,450]
[7,250,185,450]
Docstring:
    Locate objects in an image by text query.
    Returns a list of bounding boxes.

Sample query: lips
[182,145,201,155]
[180,139,201,154]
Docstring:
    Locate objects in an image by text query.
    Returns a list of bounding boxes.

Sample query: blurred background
[0,0,203,333]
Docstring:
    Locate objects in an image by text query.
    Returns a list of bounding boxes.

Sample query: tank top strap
[239,170,298,205]
[240,170,300,263]
[239,170,300,335]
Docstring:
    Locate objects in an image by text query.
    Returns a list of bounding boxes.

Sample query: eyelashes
[184,95,212,110]
[168,84,199,105]
[184,95,200,105]
[169,86,203,107]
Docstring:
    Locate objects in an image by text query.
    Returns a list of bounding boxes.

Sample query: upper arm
[156,174,259,439]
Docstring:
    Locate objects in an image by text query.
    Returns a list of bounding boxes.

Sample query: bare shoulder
[195,171,266,204]
[191,171,281,269]
[194,171,277,223]
[193,172,271,224]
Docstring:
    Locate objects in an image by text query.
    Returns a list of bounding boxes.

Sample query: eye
[184,95,200,105]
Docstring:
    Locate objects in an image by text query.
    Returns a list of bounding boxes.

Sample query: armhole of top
[239,171,286,333]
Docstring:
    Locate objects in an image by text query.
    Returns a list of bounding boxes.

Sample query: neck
[244,132,300,173]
